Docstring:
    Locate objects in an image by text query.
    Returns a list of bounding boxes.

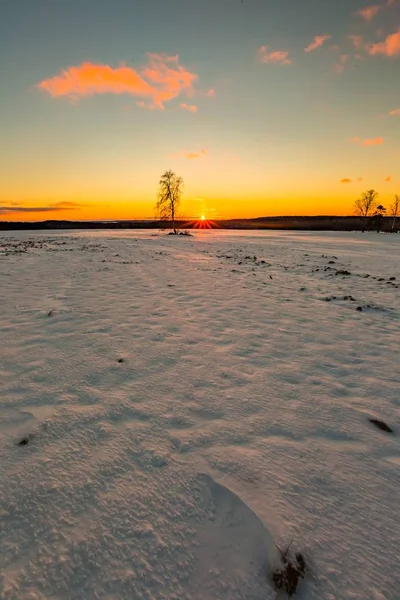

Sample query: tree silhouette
[389,195,399,232]
[354,189,379,232]
[155,170,184,234]
[371,204,386,233]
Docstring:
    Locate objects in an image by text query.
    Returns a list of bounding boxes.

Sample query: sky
[1,0,400,221]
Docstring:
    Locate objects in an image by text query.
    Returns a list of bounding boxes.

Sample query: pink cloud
[141,53,197,105]
[37,54,202,109]
[357,5,382,20]
[38,62,154,99]
[205,89,215,98]
[389,107,400,115]
[369,30,400,56]
[257,46,291,64]
[351,136,384,146]
[180,103,197,112]
[304,34,331,53]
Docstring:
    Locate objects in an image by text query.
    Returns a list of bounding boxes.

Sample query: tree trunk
[171,202,176,234]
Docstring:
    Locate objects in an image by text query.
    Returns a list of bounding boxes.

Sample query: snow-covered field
[1,229,399,600]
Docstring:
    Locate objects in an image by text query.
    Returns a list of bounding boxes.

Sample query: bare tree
[389,194,399,232]
[354,189,379,232]
[155,170,184,234]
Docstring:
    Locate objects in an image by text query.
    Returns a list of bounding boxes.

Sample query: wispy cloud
[340,178,352,183]
[205,89,215,98]
[37,54,202,109]
[54,201,84,208]
[0,201,83,215]
[180,103,197,113]
[357,5,382,21]
[385,175,392,181]
[257,46,291,64]
[351,136,384,146]
[369,30,400,56]
[0,206,63,215]
[389,107,400,115]
[304,35,331,53]
[349,34,365,49]
[185,149,207,160]
[334,54,350,73]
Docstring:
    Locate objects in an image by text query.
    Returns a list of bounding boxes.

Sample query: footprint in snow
[191,473,288,599]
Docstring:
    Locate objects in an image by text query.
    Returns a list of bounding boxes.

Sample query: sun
[180,214,218,230]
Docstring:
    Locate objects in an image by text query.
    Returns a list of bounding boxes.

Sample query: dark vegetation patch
[271,542,306,597]
[325,295,356,302]
[355,303,388,312]
[369,418,393,433]
[18,433,34,446]
[168,230,193,236]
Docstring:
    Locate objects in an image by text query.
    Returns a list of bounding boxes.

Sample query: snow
[0,229,399,599]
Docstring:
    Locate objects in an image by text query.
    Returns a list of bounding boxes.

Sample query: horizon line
[0,214,364,224]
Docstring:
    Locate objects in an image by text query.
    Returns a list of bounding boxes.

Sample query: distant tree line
[354,190,399,233]
[154,170,399,234]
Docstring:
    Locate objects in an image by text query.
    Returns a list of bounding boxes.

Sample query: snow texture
[0,229,399,599]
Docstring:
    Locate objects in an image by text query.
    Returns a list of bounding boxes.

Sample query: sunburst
[181,215,220,230]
